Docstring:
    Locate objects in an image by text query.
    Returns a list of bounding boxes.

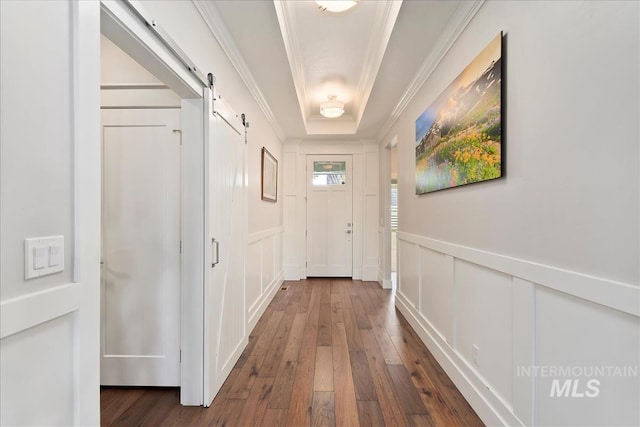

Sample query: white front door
[203,87,247,405]
[306,155,353,277]
[100,108,181,386]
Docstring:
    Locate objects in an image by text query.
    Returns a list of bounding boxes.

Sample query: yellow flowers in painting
[415,33,502,194]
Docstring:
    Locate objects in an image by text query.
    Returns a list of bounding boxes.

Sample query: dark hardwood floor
[100,279,483,426]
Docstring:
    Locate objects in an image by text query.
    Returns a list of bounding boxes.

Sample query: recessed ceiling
[196,0,480,141]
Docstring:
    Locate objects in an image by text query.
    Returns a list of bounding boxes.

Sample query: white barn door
[203,85,247,405]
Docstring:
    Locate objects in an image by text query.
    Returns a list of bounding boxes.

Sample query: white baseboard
[284,265,299,281]
[377,270,392,289]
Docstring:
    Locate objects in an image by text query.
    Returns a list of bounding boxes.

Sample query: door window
[312,161,346,185]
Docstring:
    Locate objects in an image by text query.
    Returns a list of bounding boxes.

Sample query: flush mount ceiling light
[315,1,359,13]
[320,95,345,118]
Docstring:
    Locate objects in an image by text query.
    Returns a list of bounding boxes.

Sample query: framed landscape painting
[261,147,278,202]
[415,32,503,194]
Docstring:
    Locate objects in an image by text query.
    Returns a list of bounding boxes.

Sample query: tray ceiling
[196,0,483,141]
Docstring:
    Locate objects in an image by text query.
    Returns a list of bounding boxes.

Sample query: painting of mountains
[415,33,503,194]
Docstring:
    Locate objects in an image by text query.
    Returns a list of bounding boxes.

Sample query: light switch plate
[25,236,64,280]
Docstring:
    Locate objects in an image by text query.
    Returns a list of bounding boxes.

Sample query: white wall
[138,1,284,332]
[383,1,640,426]
[1,1,101,425]
[101,35,181,108]
[283,140,379,282]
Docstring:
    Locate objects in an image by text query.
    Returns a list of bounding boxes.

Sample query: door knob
[346,230,352,234]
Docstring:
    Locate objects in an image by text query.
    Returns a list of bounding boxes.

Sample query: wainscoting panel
[398,238,420,307]
[396,231,640,427]
[247,227,284,333]
[418,247,453,344]
[454,259,513,407]
[1,286,79,426]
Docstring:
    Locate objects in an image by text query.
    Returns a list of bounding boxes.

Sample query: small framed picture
[261,147,277,202]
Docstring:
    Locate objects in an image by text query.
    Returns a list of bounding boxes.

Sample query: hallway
[100,279,483,426]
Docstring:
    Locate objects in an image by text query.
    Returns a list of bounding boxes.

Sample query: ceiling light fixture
[320,95,345,118]
[315,1,358,13]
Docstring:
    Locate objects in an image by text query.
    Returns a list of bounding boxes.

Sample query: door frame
[100,0,206,405]
[99,108,183,386]
[283,140,379,281]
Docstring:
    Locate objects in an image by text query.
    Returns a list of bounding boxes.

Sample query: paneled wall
[247,227,284,332]
[0,1,101,424]
[396,233,639,426]
[383,1,639,425]
[283,140,379,281]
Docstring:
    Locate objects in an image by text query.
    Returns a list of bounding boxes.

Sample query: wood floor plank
[252,310,285,357]
[349,350,377,401]
[204,398,245,427]
[409,414,437,427]
[387,364,429,416]
[332,322,360,427]
[372,325,404,365]
[136,389,179,426]
[236,377,275,426]
[312,391,335,427]
[100,388,145,426]
[226,354,262,400]
[320,280,332,304]
[261,408,288,426]
[357,400,385,427]
[268,360,297,409]
[313,346,334,392]
[360,329,410,426]
[260,302,297,377]
[351,295,372,329]
[285,285,321,426]
[317,303,333,346]
[110,389,167,426]
[281,313,306,363]
[342,308,364,351]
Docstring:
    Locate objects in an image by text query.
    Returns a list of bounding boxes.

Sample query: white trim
[180,97,205,406]
[74,2,102,424]
[398,231,640,317]
[100,0,202,98]
[0,283,81,339]
[247,271,284,333]
[194,1,285,141]
[272,1,310,123]
[100,88,181,108]
[377,0,485,141]
[248,226,284,244]
[377,271,392,290]
[352,1,402,126]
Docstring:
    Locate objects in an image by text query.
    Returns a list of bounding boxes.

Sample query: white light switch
[25,236,64,279]
[49,245,62,267]
[33,247,47,270]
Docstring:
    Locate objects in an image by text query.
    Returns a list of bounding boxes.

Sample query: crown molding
[352,0,402,127]
[273,0,311,126]
[377,0,485,142]
[193,0,286,141]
